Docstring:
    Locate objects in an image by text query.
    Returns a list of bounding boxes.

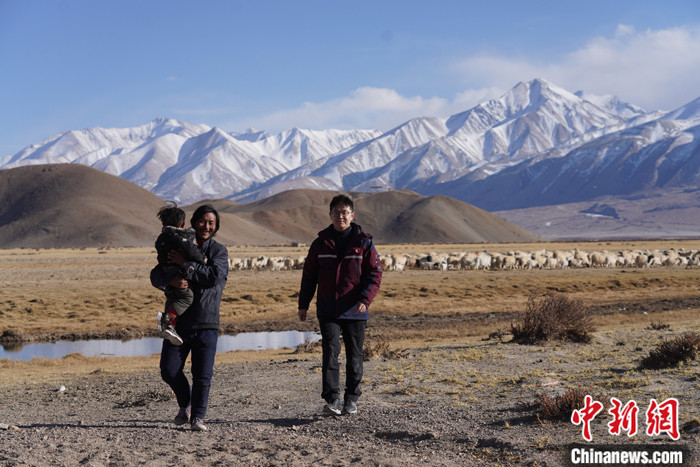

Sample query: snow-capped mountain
[2,78,699,213]
[430,117,700,210]
[0,117,381,204]
[233,79,663,201]
[423,90,700,211]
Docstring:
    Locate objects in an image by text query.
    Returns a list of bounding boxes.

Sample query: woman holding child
[150,204,228,432]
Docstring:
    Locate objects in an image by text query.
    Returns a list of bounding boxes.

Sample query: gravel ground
[1,326,698,466]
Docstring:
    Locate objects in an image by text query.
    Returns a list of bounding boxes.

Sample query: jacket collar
[319,222,364,241]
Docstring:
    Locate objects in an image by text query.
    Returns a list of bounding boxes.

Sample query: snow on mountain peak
[663,96,700,121]
[498,79,578,114]
[574,91,648,119]
[2,78,696,208]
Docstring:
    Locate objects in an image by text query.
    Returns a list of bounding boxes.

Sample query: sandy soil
[1,326,698,466]
[0,245,699,465]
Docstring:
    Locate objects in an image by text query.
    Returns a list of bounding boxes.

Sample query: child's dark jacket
[155,226,206,280]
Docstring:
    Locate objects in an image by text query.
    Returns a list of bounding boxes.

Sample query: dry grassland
[1,240,699,360]
[1,242,699,465]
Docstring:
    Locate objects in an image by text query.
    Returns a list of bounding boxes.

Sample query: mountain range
[3,78,700,240]
[0,164,539,248]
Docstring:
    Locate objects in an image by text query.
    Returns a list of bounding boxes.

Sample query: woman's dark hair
[330,194,354,212]
[157,201,186,227]
[190,204,220,235]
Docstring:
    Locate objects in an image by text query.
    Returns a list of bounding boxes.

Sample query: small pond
[0,330,320,361]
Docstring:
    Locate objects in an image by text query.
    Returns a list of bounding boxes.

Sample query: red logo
[572,396,681,441]
[571,395,604,442]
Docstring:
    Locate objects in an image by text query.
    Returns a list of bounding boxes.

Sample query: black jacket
[151,237,228,331]
[155,226,206,280]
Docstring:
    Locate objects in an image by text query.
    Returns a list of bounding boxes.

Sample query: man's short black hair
[190,204,221,235]
[330,194,354,212]
[157,201,186,227]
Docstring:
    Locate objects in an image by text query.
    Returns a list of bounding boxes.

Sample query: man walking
[297,194,383,415]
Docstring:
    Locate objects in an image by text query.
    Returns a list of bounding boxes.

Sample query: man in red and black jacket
[298,194,382,415]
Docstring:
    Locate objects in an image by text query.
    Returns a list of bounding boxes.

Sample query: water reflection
[0,331,320,361]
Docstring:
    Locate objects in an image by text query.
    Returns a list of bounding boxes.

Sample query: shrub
[486,329,511,342]
[511,293,594,344]
[536,388,603,421]
[293,336,321,354]
[363,334,409,361]
[639,332,700,370]
[647,321,671,331]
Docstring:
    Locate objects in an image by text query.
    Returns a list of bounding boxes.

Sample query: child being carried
[154,202,206,346]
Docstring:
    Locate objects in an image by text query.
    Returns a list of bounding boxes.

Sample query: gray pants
[164,286,194,316]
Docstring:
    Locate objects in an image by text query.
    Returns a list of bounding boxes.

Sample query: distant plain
[2,239,699,351]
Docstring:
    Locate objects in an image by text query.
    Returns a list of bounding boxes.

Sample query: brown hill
[0,164,165,248]
[0,164,540,248]
[185,199,293,246]
[356,192,541,244]
[221,189,541,244]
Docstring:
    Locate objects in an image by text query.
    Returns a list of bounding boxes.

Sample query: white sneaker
[323,399,342,415]
[163,327,183,346]
[342,400,358,414]
[191,418,208,432]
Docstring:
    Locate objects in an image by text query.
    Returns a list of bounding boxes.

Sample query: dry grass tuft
[511,293,594,344]
[363,334,409,361]
[535,388,603,421]
[486,329,511,342]
[638,332,700,370]
[293,336,321,354]
[646,321,671,331]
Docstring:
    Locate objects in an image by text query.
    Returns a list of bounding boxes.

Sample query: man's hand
[357,302,367,313]
[169,275,188,289]
[298,308,307,322]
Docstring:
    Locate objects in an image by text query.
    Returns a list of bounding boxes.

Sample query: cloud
[452,25,700,112]
[229,87,450,133]
[228,25,700,134]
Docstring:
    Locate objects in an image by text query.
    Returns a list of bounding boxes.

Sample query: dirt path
[1,326,698,466]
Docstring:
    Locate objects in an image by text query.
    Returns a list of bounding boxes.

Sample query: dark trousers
[319,319,366,403]
[160,329,218,421]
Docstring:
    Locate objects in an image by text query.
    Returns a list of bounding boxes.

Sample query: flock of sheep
[227,248,700,272]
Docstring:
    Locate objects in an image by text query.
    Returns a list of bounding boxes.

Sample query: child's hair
[157,201,186,227]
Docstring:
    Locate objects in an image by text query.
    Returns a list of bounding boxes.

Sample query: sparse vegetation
[363,334,409,360]
[638,332,700,369]
[293,336,321,354]
[647,321,671,330]
[511,293,595,344]
[486,328,511,342]
[2,244,699,344]
[2,243,700,466]
[535,388,604,421]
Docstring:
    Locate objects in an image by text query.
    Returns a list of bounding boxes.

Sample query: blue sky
[2,0,700,156]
